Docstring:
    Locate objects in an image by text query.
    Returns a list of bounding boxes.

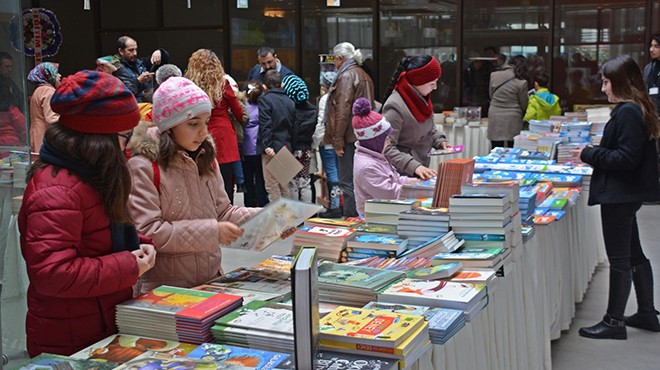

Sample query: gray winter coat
[487,65,529,141]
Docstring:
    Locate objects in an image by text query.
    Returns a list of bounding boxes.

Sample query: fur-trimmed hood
[127,120,216,162]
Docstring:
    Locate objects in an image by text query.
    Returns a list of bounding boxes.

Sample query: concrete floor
[4,191,659,369]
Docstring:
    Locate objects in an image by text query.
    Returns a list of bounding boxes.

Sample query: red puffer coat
[18,166,142,357]
[208,82,243,164]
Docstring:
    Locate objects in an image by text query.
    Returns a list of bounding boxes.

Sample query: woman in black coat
[576,55,660,339]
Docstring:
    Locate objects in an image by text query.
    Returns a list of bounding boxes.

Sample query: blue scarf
[39,139,139,253]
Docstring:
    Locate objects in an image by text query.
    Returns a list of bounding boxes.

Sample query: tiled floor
[4,191,659,369]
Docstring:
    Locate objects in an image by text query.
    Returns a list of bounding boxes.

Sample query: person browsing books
[352,98,416,217]
[126,77,261,294]
[574,55,660,339]
[18,70,157,357]
[382,55,451,180]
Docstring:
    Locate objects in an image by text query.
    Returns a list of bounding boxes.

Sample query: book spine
[345,247,397,256]
[320,339,404,355]
[454,233,507,241]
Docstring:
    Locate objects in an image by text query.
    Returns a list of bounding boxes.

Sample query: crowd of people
[7,32,660,357]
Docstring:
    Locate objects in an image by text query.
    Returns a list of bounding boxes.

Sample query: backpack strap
[151,160,160,192]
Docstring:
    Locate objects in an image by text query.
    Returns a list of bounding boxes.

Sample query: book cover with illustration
[229,198,322,251]
[399,206,450,221]
[317,351,398,370]
[13,353,117,370]
[363,301,441,321]
[112,353,217,370]
[319,306,425,347]
[208,267,291,297]
[72,334,197,365]
[115,286,218,316]
[348,234,409,254]
[214,300,294,335]
[352,223,398,235]
[187,342,292,369]
[428,144,464,156]
[317,262,405,291]
[305,217,364,228]
[405,262,462,280]
[448,270,497,285]
[379,279,487,311]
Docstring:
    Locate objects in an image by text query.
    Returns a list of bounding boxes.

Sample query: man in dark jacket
[114,36,169,102]
[246,47,294,83]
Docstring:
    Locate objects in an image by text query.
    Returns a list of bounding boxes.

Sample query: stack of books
[365,198,420,226]
[432,158,475,208]
[343,233,408,261]
[397,206,450,246]
[518,187,538,221]
[212,300,295,353]
[449,193,513,239]
[557,121,591,163]
[400,177,436,199]
[304,217,364,229]
[397,231,464,258]
[13,354,117,370]
[427,308,466,345]
[344,256,432,271]
[432,247,511,271]
[317,351,399,370]
[291,225,355,262]
[445,269,497,285]
[536,173,582,187]
[208,267,292,302]
[586,106,610,146]
[317,262,405,306]
[319,306,431,369]
[378,279,487,321]
[115,286,242,343]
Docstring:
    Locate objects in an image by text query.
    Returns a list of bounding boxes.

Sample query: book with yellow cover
[319,306,424,348]
[320,321,428,356]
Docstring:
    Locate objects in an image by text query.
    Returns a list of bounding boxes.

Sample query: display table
[0,190,605,370]
[431,117,490,169]
[410,194,604,370]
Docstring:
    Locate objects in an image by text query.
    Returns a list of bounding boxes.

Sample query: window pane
[163,0,223,28]
[100,0,158,29]
[302,1,373,99]
[379,1,458,110]
[229,1,297,87]
[462,0,551,116]
[554,0,646,110]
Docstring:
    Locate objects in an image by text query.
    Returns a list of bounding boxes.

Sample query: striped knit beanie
[282,74,309,103]
[152,77,212,133]
[50,70,140,134]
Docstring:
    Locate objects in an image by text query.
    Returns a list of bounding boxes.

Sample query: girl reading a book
[352,98,416,217]
[575,55,660,339]
[18,71,157,356]
[381,55,451,180]
[126,76,260,294]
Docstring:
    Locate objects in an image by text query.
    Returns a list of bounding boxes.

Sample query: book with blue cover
[363,301,442,321]
[347,234,409,255]
[187,342,292,369]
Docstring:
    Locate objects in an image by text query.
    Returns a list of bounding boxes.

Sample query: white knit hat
[152,77,212,133]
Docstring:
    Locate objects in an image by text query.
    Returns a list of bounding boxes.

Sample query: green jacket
[524,88,562,121]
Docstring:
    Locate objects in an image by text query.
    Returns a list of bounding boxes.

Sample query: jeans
[338,143,357,217]
[242,155,268,207]
[319,146,339,183]
[232,159,244,185]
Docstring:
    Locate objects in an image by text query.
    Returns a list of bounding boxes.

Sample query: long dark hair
[158,132,217,177]
[27,124,134,223]
[601,55,660,139]
[383,55,433,102]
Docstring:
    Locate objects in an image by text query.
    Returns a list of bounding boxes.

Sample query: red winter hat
[50,70,140,134]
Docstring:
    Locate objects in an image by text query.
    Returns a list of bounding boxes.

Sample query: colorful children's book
[191,284,281,305]
[317,262,406,292]
[229,197,322,251]
[317,350,398,370]
[116,286,223,316]
[378,279,487,311]
[398,206,450,221]
[71,334,197,365]
[447,269,497,285]
[305,217,364,228]
[405,262,462,280]
[112,352,216,370]
[363,301,442,321]
[352,223,398,235]
[347,234,409,255]
[214,300,294,335]
[187,342,291,370]
[319,306,425,347]
[428,144,465,156]
[14,353,117,370]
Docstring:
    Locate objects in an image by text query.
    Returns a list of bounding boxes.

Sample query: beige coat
[383,90,447,176]
[127,122,258,294]
[29,84,59,152]
[487,65,529,141]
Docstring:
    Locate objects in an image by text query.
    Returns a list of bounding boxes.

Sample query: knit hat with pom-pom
[352,97,392,153]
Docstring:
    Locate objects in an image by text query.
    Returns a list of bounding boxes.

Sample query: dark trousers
[600,202,648,318]
[337,142,357,217]
[219,162,235,205]
[491,140,513,149]
[242,155,268,207]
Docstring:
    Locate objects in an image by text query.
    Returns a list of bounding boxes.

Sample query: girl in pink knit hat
[352,97,416,217]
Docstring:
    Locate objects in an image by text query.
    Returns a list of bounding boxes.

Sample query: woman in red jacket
[185,49,244,204]
[18,70,156,357]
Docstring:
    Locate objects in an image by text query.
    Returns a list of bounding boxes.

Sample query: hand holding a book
[265,147,275,157]
[415,165,437,180]
[218,221,244,244]
[132,244,157,277]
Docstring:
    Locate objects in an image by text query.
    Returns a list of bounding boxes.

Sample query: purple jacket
[242,102,259,156]
[353,142,416,216]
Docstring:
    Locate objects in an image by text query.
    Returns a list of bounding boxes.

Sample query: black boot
[579,313,627,340]
[318,182,342,219]
[624,261,660,332]
[579,269,631,340]
[318,208,343,219]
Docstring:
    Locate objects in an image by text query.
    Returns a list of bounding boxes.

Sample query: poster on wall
[237,0,248,9]
[9,8,62,64]
[327,0,341,6]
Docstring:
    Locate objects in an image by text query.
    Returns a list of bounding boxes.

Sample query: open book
[228,198,322,251]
